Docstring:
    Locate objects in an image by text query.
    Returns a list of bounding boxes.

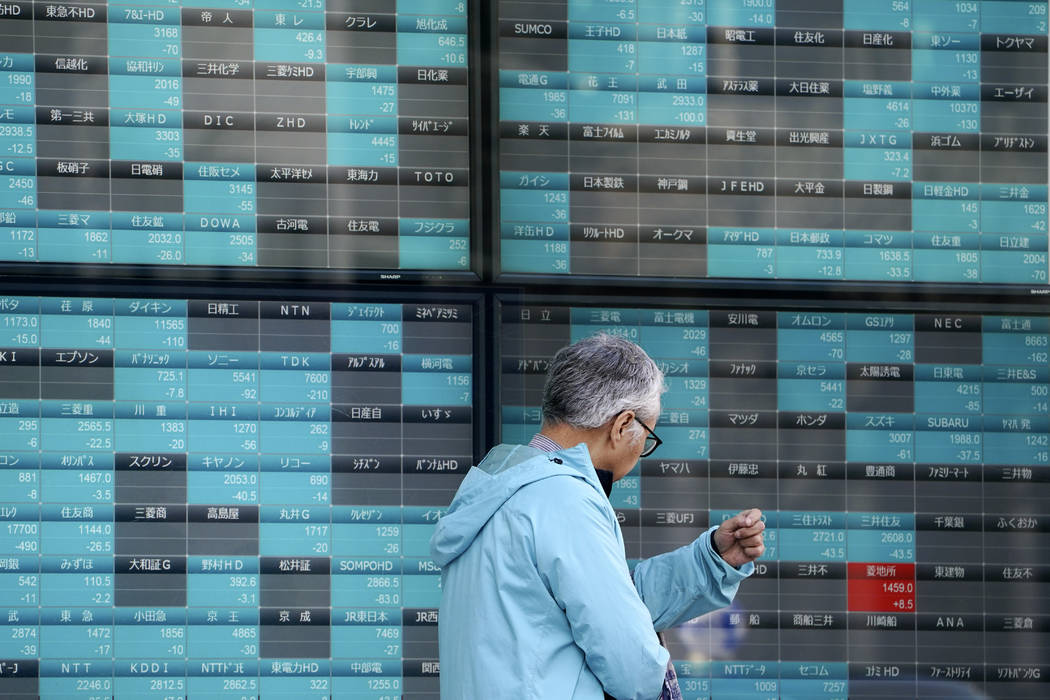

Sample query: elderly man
[431,333,765,699]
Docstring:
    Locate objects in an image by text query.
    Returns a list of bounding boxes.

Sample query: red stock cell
[848,562,917,613]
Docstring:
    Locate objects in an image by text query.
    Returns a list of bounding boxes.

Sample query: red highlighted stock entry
[848,562,917,613]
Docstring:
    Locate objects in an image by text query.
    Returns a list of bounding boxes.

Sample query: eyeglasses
[634,416,662,458]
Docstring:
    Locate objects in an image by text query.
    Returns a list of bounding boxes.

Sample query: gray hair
[542,333,665,429]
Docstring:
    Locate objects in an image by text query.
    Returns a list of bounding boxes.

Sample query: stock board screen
[0,1,470,271]
[0,294,474,698]
[497,0,1049,285]
[501,302,1049,699]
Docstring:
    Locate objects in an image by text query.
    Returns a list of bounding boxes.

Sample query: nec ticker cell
[497,0,1048,284]
[0,295,474,699]
[501,303,1049,699]
[0,1,470,271]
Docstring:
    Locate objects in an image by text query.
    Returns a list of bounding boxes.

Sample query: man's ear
[608,410,634,447]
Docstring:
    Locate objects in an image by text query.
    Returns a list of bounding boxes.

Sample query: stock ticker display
[497,0,1049,284]
[501,304,1049,699]
[0,295,474,698]
[0,1,470,270]
[0,0,1048,699]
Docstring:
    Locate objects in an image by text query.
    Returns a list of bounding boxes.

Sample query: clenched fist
[712,508,766,568]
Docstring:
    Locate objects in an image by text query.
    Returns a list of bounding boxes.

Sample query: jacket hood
[430,442,602,568]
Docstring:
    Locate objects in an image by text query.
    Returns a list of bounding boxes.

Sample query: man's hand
[712,508,765,568]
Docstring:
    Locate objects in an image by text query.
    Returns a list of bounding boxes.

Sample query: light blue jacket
[430,443,754,699]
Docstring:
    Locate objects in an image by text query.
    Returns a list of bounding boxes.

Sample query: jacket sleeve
[632,525,754,632]
[532,477,667,700]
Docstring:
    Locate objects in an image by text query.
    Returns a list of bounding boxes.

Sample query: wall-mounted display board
[496,0,1049,286]
[0,0,1048,698]
[0,293,476,698]
[0,1,472,273]
[501,300,1049,699]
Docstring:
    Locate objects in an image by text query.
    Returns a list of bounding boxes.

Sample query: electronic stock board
[0,0,1048,699]
[501,300,1049,699]
[497,0,1048,285]
[0,0,471,272]
[0,294,476,698]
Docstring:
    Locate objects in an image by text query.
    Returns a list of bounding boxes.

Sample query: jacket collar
[530,435,614,498]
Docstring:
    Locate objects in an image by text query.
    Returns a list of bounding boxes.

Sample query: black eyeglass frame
[633,415,662,458]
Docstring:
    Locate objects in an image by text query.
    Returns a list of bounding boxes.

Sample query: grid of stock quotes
[0,0,1047,699]
[0,0,470,270]
[497,0,1049,283]
[0,296,473,698]
[500,304,1050,699]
